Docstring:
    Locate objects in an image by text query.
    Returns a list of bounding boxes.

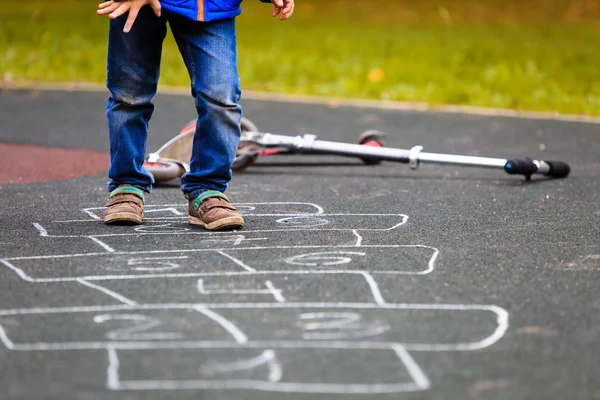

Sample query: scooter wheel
[144,160,185,183]
[233,118,260,172]
[357,130,386,165]
[233,143,260,172]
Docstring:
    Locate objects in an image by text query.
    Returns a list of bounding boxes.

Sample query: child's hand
[271,0,294,21]
[97,0,161,33]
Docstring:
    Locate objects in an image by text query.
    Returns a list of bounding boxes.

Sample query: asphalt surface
[0,88,599,400]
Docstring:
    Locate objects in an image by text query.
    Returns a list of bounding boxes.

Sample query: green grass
[2,0,600,115]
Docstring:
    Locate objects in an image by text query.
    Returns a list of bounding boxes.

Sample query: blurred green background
[1,0,599,115]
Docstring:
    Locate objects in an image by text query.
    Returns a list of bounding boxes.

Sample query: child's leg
[105,6,168,194]
[169,16,242,199]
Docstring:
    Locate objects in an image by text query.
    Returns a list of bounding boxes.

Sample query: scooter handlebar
[504,158,570,179]
[545,161,571,178]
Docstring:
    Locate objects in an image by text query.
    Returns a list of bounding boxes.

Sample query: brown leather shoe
[104,185,145,225]
[188,191,244,230]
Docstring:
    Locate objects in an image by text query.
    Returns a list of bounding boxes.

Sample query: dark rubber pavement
[0,88,599,400]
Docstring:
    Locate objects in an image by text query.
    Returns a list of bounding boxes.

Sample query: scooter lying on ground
[143,118,386,182]
[144,118,570,183]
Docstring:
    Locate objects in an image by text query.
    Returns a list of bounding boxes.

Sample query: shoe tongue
[110,186,145,203]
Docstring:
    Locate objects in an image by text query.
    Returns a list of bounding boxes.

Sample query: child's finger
[149,0,162,17]
[272,5,282,17]
[123,6,140,32]
[280,1,294,20]
[98,1,114,9]
[97,2,120,15]
[108,3,129,19]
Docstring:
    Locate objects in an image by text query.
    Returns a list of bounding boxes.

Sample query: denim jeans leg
[106,6,168,194]
[169,16,242,200]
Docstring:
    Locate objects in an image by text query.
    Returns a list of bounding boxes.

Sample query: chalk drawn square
[74,273,385,305]
[0,304,506,352]
[109,346,429,394]
[1,245,437,281]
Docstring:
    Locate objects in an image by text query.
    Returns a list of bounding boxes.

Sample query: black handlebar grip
[545,161,571,178]
[504,159,537,176]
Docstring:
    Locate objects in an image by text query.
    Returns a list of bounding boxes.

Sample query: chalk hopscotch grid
[0,202,509,394]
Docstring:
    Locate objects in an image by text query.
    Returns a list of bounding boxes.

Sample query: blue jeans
[106,7,242,199]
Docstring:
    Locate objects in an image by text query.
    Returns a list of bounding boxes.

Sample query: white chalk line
[32,223,48,236]
[0,266,432,283]
[360,272,386,305]
[89,237,116,253]
[198,279,285,302]
[353,230,363,247]
[214,250,256,272]
[265,281,285,303]
[0,260,35,282]
[114,379,423,393]
[40,213,409,236]
[303,325,391,340]
[36,225,409,238]
[1,264,436,287]
[76,279,137,306]
[2,244,435,261]
[32,226,408,238]
[199,349,282,382]
[107,347,120,390]
[392,344,430,390]
[0,324,15,350]
[194,306,248,344]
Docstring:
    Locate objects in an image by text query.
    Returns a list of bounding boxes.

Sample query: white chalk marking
[299,312,390,340]
[200,349,282,382]
[265,281,285,303]
[4,244,427,261]
[392,344,430,390]
[89,237,116,253]
[215,250,256,272]
[353,230,363,247]
[198,280,285,303]
[143,207,184,215]
[76,279,137,306]
[0,260,34,282]
[0,269,408,284]
[134,223,190,233]
[194,306,248,344]
[360,272,386,304]
[32,223,48,236]
[45,213,408,234]
[284,252,366,267]
[106,347,121,390]
[276,217,329,227]
[115,379,423,393]
[300,312,362,330]
[0,324,15,350]
[303,325,390,340]
[128,257,187,272]
[94,314,183,340]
